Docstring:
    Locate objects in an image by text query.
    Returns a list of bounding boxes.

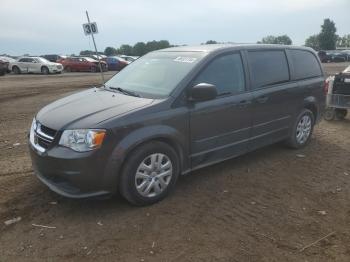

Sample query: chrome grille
[30,119,56,152]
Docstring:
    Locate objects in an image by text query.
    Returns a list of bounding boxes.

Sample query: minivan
[29,44,325,205]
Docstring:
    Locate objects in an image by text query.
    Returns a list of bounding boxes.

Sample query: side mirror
[189,83,217,102]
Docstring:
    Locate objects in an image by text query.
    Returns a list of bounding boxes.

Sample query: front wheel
[119,141,179,206]
[286,109,315,149]
[41,66,49,75]
[12,66,21,74]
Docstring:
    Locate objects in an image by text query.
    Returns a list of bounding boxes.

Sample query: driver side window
[193,53,245,96]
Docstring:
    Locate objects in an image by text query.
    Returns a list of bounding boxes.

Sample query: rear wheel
[90,66,97,73]
[12,66,21,74]
[41,66,49,75]
[286,109,314,149]
[64,66,71,72]
[335,109,347,120]
[119,141,179,206]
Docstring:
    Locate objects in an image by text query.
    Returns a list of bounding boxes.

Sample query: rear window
[248,50,290,89]
[290,50,322,80]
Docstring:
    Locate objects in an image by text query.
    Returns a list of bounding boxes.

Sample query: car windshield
[37,57,50,63]
[105,51,206,98]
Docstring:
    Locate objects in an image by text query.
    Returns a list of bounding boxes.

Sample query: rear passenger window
[193,53,245,95]
[248,50,289,89]
[290,50,322,80]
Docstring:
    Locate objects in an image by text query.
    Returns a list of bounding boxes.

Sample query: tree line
[79,18,348,57]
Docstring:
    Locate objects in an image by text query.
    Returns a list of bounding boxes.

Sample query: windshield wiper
[108,86,141,97]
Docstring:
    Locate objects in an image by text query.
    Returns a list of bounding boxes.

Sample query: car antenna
[84,11,105,88]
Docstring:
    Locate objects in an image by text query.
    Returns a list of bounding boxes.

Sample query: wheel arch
[104,125,189,188]
[303,97,318,121]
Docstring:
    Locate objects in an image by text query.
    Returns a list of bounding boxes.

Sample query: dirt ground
[0,64,349,262]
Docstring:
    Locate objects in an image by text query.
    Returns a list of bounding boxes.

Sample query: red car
[59,57,108,72]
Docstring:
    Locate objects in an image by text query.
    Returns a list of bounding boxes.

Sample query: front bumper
[29,143,119,198]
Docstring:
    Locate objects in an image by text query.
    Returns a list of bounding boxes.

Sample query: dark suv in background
[29,44,325,205]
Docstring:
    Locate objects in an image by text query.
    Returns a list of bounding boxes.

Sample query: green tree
[259,35,292,45]
[318,18,337,50]
[305,34,320,50]
[79,50,95,56]
[133,42,147,56]
[104,46,118,56]
[117,44,133,55]
[205,40,218,44]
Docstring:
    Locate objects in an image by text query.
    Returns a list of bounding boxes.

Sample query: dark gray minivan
[29,44,325,205]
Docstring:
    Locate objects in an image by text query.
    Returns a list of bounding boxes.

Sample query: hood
[36,88,154,130]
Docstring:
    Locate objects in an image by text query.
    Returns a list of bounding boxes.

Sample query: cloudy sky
[0,0,349,55]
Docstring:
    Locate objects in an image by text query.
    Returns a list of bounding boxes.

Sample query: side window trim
[189,51,248,98]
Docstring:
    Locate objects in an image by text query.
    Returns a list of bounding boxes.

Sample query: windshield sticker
[174,57,197,63]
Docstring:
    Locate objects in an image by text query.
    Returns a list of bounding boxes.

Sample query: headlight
[59,129,106,152]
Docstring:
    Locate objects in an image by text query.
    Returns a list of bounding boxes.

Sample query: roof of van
[159,44,314,53]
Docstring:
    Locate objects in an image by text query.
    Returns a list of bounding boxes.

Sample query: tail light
[323,79,329,95]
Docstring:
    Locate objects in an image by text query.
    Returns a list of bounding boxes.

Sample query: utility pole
[85,11,105,86]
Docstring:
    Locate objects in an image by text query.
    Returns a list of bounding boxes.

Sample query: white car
[9,57,63,74]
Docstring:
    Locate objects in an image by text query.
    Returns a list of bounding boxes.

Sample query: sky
[0,0,349,55]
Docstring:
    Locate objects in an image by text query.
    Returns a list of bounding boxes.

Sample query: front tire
[41,66,49,75]
[119,141,180,206]
[286,109,315,149]
[12,66,21,74]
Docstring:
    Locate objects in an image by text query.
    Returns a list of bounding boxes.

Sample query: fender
[103,125,189,186]
[303,96,320,121]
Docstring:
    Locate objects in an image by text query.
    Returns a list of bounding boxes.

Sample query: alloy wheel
[296,115,312,144]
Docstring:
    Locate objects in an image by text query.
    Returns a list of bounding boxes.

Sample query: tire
[0,69,5,76]
[335,109,347,120]
[286,109,315,149]
[12,66,21,74]
[324,107,335,121]
[65,66,71,72]
[119,141,180,206]
[41,66,49,75]
[90,66,97,73]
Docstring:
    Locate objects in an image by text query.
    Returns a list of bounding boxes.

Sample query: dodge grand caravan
[29,44,325,205]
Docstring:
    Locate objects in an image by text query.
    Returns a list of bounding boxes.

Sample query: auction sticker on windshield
[174,57,197,63]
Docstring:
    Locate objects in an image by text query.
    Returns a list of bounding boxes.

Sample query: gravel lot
[0,64,350,261]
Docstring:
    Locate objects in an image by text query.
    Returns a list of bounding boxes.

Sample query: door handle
[256,95,268,103]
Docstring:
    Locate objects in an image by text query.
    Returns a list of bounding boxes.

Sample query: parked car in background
[0,59,9,76]
[29,44,325,205]
[88,54,107,61]
[60,57,108,72]
[42,54,67,63]
[318,50,346,63]
[120,55,139,63]
[9,57,63,74]
[106,56,129,71]
[340,50,350,61]
[0,56,16,73]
